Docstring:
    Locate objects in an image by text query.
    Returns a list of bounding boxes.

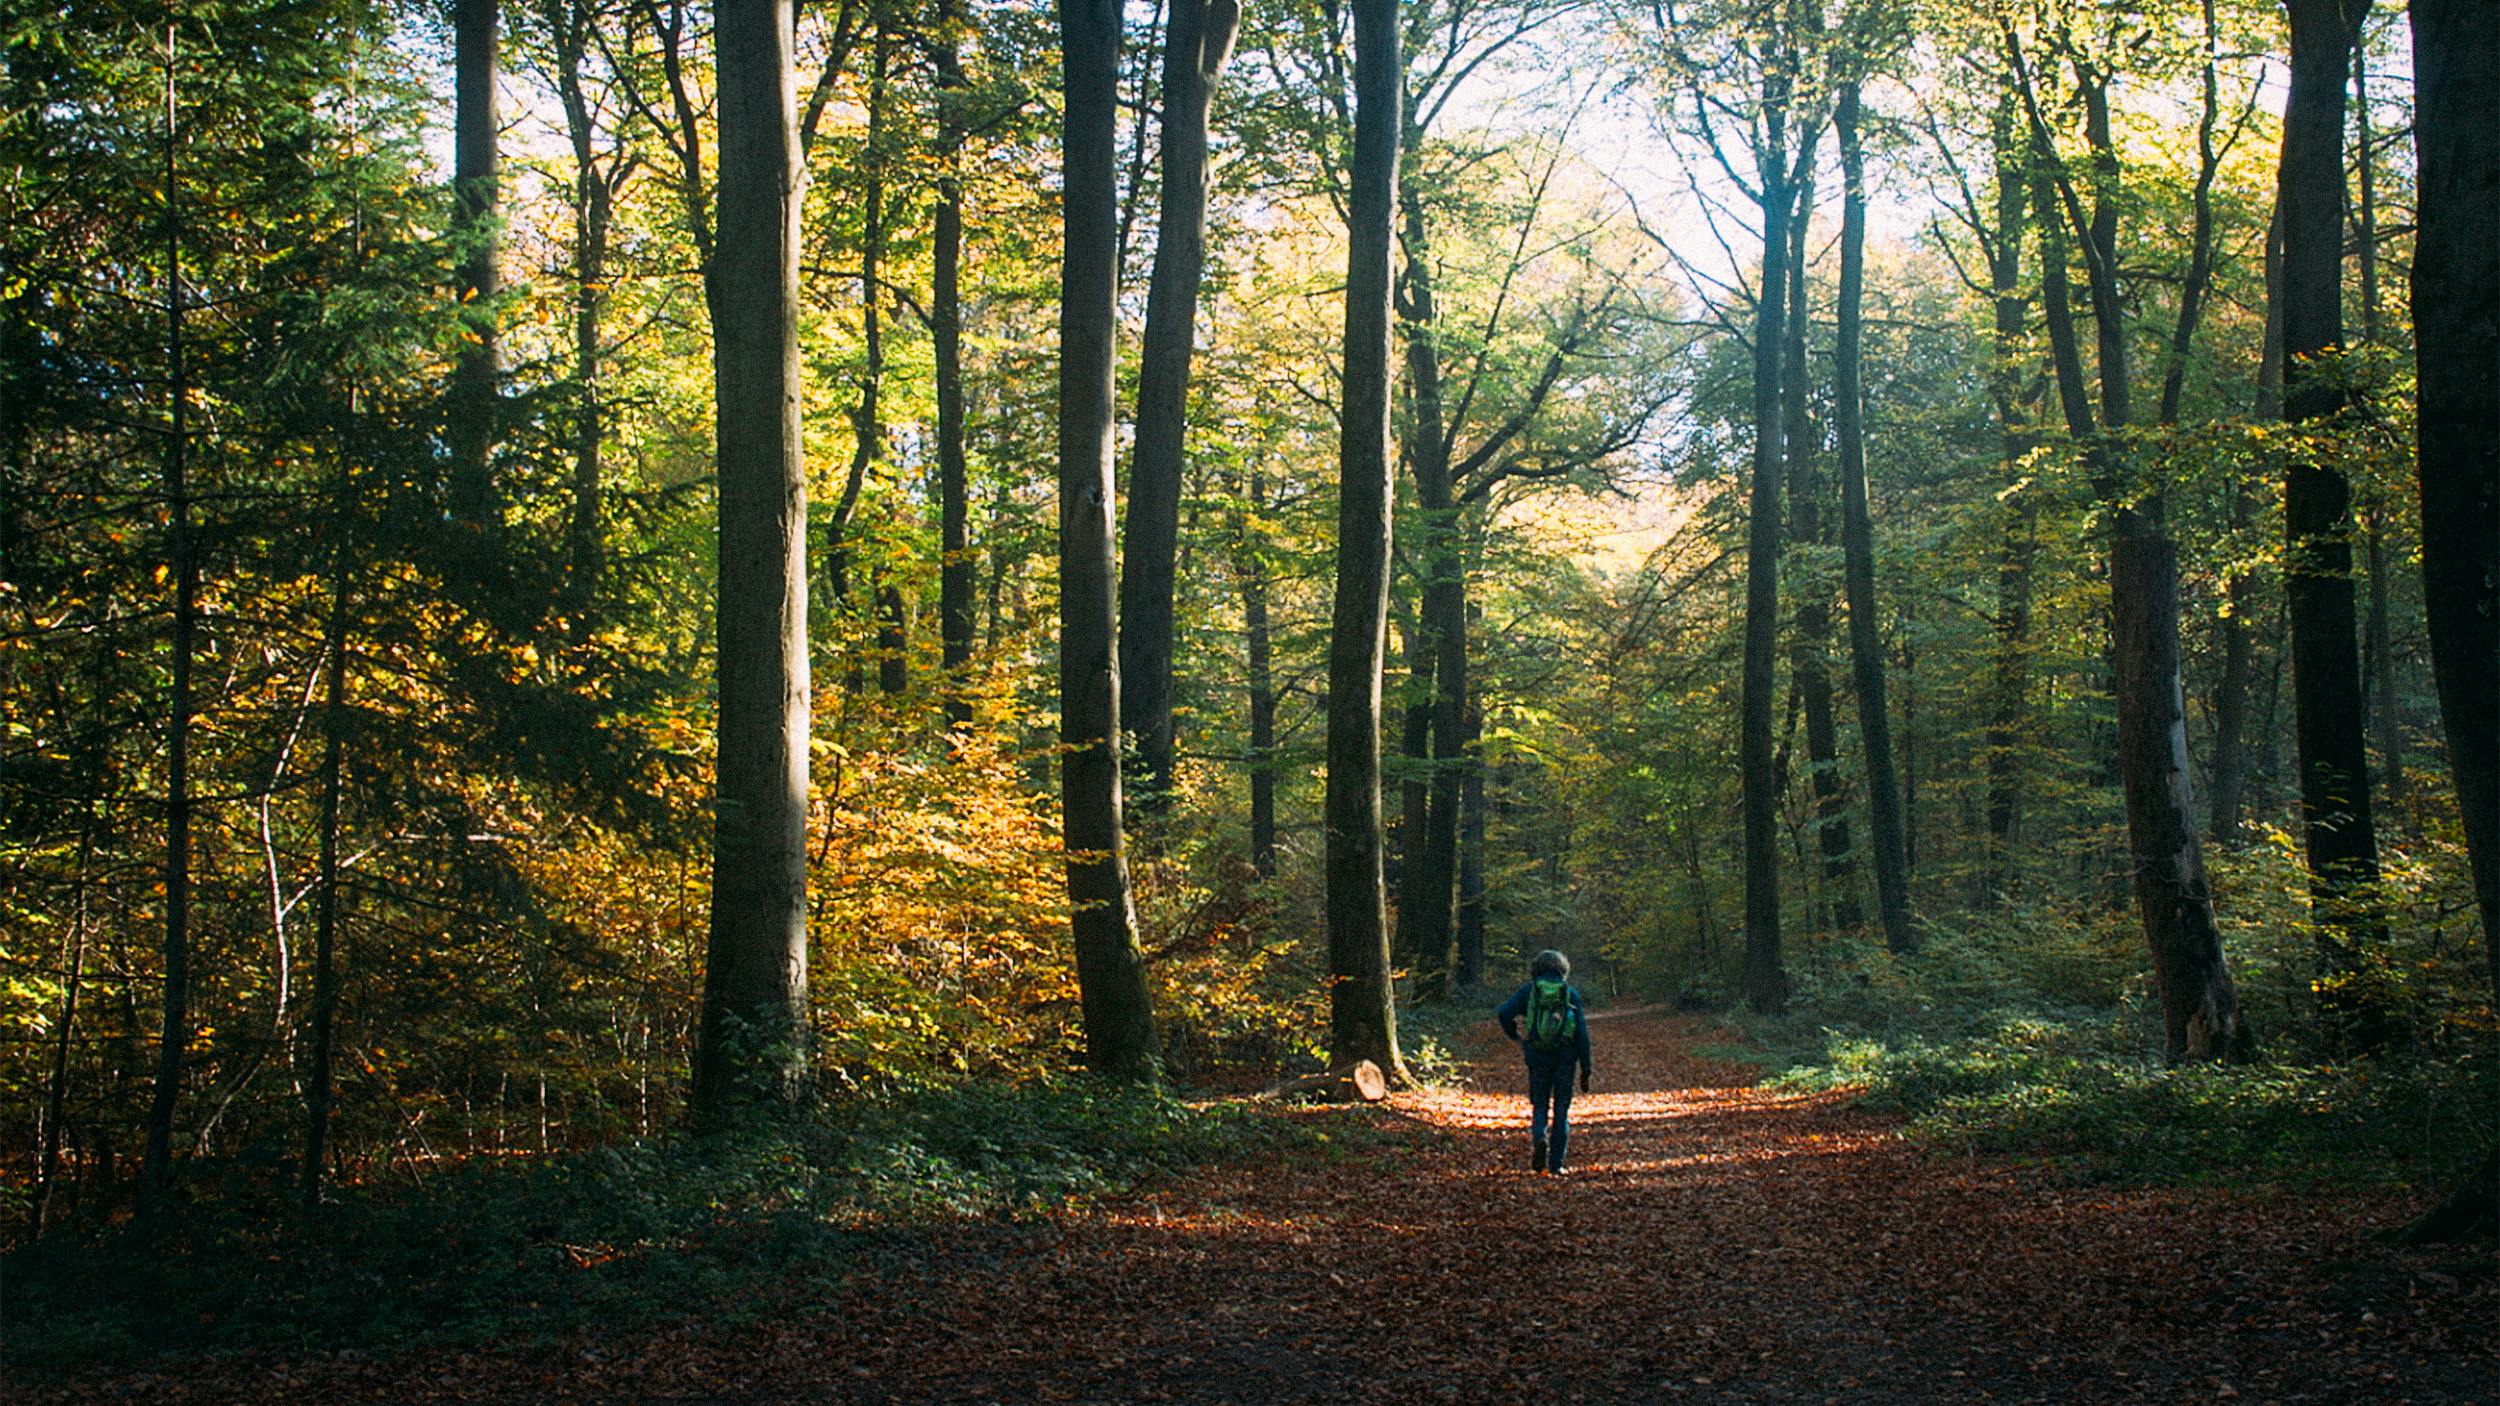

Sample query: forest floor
[18,1008,2496,1405]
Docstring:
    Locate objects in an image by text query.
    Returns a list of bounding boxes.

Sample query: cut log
[1259,1059,1388,1103]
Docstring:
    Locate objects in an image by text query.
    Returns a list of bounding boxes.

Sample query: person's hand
[1578,1070,1591,1094]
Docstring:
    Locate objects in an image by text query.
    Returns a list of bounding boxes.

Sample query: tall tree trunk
[2022,84,2244,1060]
[1119,0,1239,816]
[1983,97,2036,897]
[830,9,890,678]
[555,0,612,635]
[1325,0,1407,1079]
[2282,0,2390,1040]
[300,511,351,1203]
[448,0,501,532]
[693,0,813,1120]
[142,27,193,1205]
[2213,204,2283,844]
[2351,43,2403,807]
[935,0,974,729]
[1395,186,1460,988]
[1455,681,1487,989]
[1241,472,1276,876]
[1781,167,1857,935]
[2407,0,2500,1005]
[877,582,908,694]
[1395,617,1434,947]
[1833,84,1914,955]
[1741,81,1794,1015]
[1058,0,1162,1081]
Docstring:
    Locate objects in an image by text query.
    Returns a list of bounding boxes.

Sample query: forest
[1,0,2494,1397]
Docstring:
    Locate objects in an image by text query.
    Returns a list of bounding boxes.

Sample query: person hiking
[1496,949,1593,1174]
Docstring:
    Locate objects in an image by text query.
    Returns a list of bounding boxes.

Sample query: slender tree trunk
[1325,0,1407,1079]
[2352,46,2404,807]
[1781,168,1856,936]
[300,516,351,1202]
[693,0,813,1120]
[1983,99,2036,897]
[1241,472,1276,876]
[2213,204,2283,844]
[142,28,193,1204]
[1833,85,1914,955]
[1120,0,1239,816]
[1741,93,1794,1014]
[1455,680,1487,988]
[556,2,610,634]
[1058,0,1162,1081]
[2282,0,2390,1040]
[831,10,890,676]
[448,0,501,531]
[1394,186,1463,994]
[935,1,974,729]
[34,803,97,1233]
[1395,618,1433,946]
[2408,0,2500,1003]
[877,582,908,694]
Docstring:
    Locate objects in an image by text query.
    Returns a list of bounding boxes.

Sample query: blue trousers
[1526,1052,1578,1170]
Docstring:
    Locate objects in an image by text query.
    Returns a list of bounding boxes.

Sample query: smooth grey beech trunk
[1326,0,1407,1080]
[693,0,812,1121]
[1740,84,1793,1016]
[1119,0,1239,816]
[1059,0,1162,1081]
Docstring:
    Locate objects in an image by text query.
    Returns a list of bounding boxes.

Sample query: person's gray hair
[1530,949,1570,980]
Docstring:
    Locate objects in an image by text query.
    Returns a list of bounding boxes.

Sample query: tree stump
[1259,1059,1388,1103]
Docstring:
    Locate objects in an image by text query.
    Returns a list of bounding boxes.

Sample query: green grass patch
[5,1074,1350,1378]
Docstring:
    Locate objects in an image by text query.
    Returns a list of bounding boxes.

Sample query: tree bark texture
[1833,84,1915,955]
[448,0,501,532]
[1058,0,1163,1080]
[935,1,974,729]
[142,32,192,1203]
[2408,0,2500,998]
[1325,0,1406,1079]
[694,0,813,1121]
[1241,472,1277,876]
[2281,0,2390,1021]
[1741,105,1793,1015]
[1119,0,1239,815]
[1984,98,2036,892]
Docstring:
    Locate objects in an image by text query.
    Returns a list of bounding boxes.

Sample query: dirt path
[44,1009,2495,1404]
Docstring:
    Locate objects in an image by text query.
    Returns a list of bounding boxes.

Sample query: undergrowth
[4,1074,1352,1378]
[1723,898,2497,1192]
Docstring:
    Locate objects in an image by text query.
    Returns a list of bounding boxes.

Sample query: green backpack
[1523,978,1579,1052]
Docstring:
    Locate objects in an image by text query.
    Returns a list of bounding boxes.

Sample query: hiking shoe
[1531,1140,1548,1173]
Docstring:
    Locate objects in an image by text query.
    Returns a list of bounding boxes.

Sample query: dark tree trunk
[2214,204,2284,844]
[1119,0,1239,816]
[1241,473,1276,876]
[877,582,908,694]
[2408,0,2500,1003]
[1394,186,1460,989]
[2282,0,2390,1037]
[1325,0,1406,1079]
[1780,169,1856,936]
[448,0,501,532]
[830,10,890,674]
[693,0,813,1120]
[142,32,193,1204]
[1059,0,1162,1081]
[1983,98,2036,896]
[935,0,974,729]
[1834,84,1914,955]
[300,515,351,1202]
[1395,618,1433,947]
[551,0,612,634]
[1455,682,1487,989]
[1741,90,1793,1015]
[2352,47,2403,807]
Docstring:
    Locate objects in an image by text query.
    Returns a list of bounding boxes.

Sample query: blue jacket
[1496,980,1592,1074]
